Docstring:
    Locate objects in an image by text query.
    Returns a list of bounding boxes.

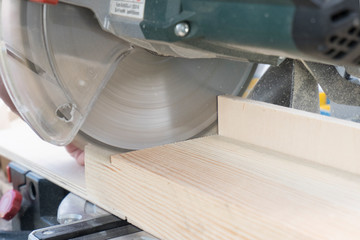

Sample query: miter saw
[0,0,360,150]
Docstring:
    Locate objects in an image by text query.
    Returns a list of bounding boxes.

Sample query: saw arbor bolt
[174,22,190,37]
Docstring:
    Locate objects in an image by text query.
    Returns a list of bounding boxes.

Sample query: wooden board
[218,95,360,175]
[0,120,86,198]
[86,135,360,240]
[3,96,360,239]
[84,96,360,240]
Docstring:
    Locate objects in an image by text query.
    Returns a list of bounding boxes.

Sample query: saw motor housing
[64,0,360,66]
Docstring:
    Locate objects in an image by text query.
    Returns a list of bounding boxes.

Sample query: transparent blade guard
[0,0,131,145]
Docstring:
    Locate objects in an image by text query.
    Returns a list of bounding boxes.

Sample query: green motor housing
[140,0,360,66]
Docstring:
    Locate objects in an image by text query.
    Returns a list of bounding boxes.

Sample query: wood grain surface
[0,120,86,198]
[86,134,360,240]
[219,95,360,175]
[2,96,360,239]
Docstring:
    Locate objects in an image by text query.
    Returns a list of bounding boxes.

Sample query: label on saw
[110,0,145,20]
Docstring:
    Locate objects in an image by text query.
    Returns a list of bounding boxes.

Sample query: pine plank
[0,120,86,198]
[3,96,360,239]
[85,135,360,240]
[218,95,360,175]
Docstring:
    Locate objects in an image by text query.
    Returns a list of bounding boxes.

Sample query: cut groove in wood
[86,135,360,240]
[2,96,360,240]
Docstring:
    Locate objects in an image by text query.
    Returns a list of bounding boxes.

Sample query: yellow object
[319,92,327,106]
[242,78,259,98]
[320,104,330,111]
[319,92,330,114]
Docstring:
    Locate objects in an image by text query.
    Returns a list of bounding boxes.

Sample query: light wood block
[86,135,360,240]
[218,95,360,175]
[2,96,360,239]
[84,96,360,239]
[0,120,86,198]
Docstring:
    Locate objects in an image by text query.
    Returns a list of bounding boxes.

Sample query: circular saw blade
[81,48,254,149]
